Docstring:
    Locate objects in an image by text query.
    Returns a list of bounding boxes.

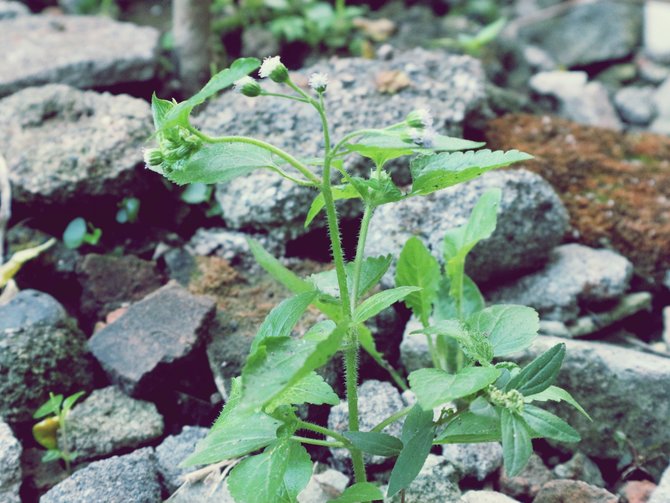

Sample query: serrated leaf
[212,377,242,430]
[387,405,434,497]
[434,274,485,320]
[266,371,339,412]
[395,237,440,326]
[343,431,403,457]
[353,286,421,324]
[276,442,313,502]
[227,439,290,503]
[417,319,494,366]
[466,305,539,357]
[305,184,361,228]
[349,171,404,207]
[250,291,317,354]
[330,482,384,503]
[500,408,532,477]
[410,149,532,196]
[506,343,565,396]
[524,385,591,420]
[522,405,580,443]
[183,411,281,466]
[409,366,500,410]
[165,142,278,186]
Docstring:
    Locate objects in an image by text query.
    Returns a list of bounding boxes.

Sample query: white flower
[406,108,433,129]
[259,56,288,82]
[308,73,329,93]
[233,76,261,97]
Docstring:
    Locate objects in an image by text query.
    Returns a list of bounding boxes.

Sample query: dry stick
[0,152,11,265]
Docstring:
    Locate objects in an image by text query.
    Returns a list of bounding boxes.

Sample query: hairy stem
[296,420,351,446]
[371,405,413,433]
[291,436,343,448]
[343,344,366,482]
[0,153,10,264]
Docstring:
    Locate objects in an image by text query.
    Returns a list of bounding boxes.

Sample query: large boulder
[0,0,28,19]
[0,420,22,503]
[365,169,569,286]
[0,290,92,423]
[0,15,159,97]
[0,84,152,208]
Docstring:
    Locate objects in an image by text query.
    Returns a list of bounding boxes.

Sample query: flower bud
[144,148,164,167]
[405,108,433,129]
[308,73,328,93]
[259,56,289,83]
[234,76,262,97]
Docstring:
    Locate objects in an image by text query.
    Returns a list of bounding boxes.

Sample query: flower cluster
[487,385,525,414]
[144,125,202,175]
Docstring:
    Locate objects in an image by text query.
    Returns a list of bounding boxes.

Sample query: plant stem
[371,405,413,433]
[296,420,351,446]
[260,91,310,103]
[291,436,343,448]
[0,153,10,264]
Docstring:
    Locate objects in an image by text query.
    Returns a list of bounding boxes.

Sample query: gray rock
[197,49,487,243]
[187,228,283,269]
[298,468,349,503]
[459,491,520,503]
[400,316,430,373]
[60,386,164,462]
[155,426,208,493]
[0,15,159,97]
[0,420,22,503]
[365,169,569,286]
[167,480,234,503]
[650,77,670,134]
[0,0,28,19]
[644,0,670,63]
[0,84,152,207]
[614,86,658,125]
[649,464,670,503]
[88,281,216,396]
[512,336,670,473]
[533,479,618,503]
[487,244,633,323]
[552,452,605,488]
[530,71,622,130]
[518,0,642,68]
[385,455,461,503]
[637,53,670,85]
[442,442,503,482]
[40,447,161,503]
[0,290,92,423]
[498,453,554,501]
[328,380,405,467]
[663,306,670,351]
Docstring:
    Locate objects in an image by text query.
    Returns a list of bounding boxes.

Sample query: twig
[0,152,10,265]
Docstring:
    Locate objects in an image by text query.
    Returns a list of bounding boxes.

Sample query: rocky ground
[1,0,669,502]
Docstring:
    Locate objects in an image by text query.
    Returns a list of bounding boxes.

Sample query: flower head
[308,73,329,93]
[259,56,289,83]
[233,76,262,97]
[402,127,436,149]
[405,108,433,129]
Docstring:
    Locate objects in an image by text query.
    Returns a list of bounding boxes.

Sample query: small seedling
[63,217,102,249]
[116,197,141,224]
[32,391,85,473]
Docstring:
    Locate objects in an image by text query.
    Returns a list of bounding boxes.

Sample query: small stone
[644,0,670,62]
[499,454,554,501]
[459,491,520,503]
[533,479,618,503]
[0,1,29,19]
[649,464,670,503]
[552,452,605,487]
[60,386,164,462]
[442,442,503,482]
[40,448,161,503]
[385,455,461,503]
[298,468,349,503]
[0,84,152,208]
[328,380,405,467]
[0,420,22,503]
[637,54,670,84]
[487,244,633,323]
[155,426,209,494]
[0,290,92,422]
[88,281,216,397]
[614,86,658,125]
[77,253,164,321]
[0,15,159,96]
[650,77,670,134]
[619,480,657,503]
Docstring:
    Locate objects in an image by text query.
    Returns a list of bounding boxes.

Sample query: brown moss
[485,114,670,284]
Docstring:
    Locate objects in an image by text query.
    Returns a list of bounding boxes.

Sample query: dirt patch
[485,114,670,285]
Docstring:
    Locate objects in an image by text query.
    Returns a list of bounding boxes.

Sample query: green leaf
[349,171,404,207]
[343,431,403,457]
[522,405,580,443]
[150,93,174,130]
[309,255,392,301]
[181,183,212,204]
[265,371,339,412]
[466,305,539,357]
[160,58,261,131]
[524,385,591,420]
[410,150,532,196]
[409,366,500,410]
[41,449,64,463]
[415,320,493,366]
[183,411,281,466]
[165,142,278,186]
[506,343,565,396]
[434,274,485,320]
[387,405,434,498]
[250,292,317,354]
[227,439,290,503]
[62,391,85,415]
[330,482,384,503]
[63,218,87,249]
[305,184,361,228]
[436,411,502,444]
[33,394,63,419]
[395,237,440,326]
[248,238,313,294]
[500,408,532,477]
[353,286,421,324]
[212,377,242,430]
[276,442,313,502]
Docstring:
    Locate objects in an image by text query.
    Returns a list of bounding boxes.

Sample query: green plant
[32,391,85,473]
[146,56,584,502]
[62,217,102,250]
[432,17,507,57]
[116,196,141,224]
